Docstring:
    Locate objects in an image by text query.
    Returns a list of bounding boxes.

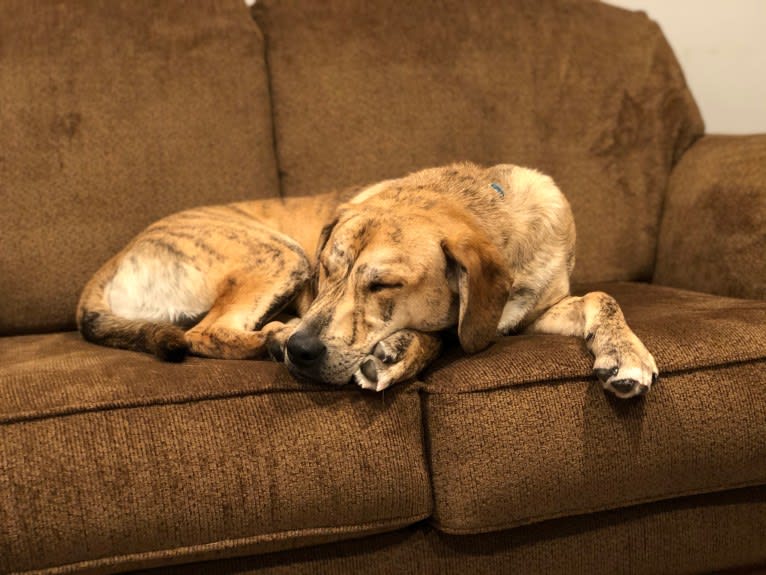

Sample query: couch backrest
[253,0,704,284]
[0,0,279,335]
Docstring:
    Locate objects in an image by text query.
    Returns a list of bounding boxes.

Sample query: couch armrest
[653,134,766,299]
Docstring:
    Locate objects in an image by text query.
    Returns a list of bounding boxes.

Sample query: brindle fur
[79,162,657,399]
[78,194,345,360]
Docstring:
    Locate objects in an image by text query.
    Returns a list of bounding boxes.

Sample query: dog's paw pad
[611,378,638,394]
[354,357,392,392]
[355,330,434,392]
[361,358,379,383]
[594,340,658,399]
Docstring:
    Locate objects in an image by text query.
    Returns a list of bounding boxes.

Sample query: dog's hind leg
[185,262,310,360]
[524,291,658,398]
[354,330,442,392]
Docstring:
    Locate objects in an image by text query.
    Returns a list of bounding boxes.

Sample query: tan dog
[78,163,658,398]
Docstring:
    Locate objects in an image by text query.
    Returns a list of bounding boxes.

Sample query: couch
[1,1,765,573]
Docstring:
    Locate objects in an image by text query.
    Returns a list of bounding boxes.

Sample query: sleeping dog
[78,162,658,398]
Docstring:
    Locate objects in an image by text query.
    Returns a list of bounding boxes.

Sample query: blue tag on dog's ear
[490,182,505,198]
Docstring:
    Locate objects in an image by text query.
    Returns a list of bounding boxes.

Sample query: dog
[78,162,658,399]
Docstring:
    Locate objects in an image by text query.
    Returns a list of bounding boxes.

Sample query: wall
[605,0,766,134]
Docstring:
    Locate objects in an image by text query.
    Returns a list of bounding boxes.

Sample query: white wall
[604,0,766,135]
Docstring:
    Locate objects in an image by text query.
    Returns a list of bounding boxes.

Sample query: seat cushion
[0,334,431,574]
[422,282,766,534]
[252,0,703,283]
[0,0,280,335]
[133,488,766,575]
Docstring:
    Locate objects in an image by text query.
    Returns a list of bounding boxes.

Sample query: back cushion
[252,0,703,283]
[0,0,279,335]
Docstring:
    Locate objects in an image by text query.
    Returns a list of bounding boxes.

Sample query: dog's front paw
[594,332,659,399]
[263,318,301,362]
[354,330,441,392]
[354,337,407,392]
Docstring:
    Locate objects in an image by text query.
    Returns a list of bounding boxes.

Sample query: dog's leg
[354,330,442,392]
[497,286,541,334]
[524,291,658,398]
[185,267,309,360]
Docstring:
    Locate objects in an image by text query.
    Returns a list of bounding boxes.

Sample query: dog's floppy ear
[441,230,511,354]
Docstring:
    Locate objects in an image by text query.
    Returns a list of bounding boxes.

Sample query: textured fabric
[422,282,766,533]
[424,282,766,392]
[137,488,766,575]
[0,337,430,574]
[252,0,703,283]
[655,135,766,300]
[0,0,280,336]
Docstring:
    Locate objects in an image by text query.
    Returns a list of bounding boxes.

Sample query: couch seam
[3,356,762,424]
[8,512,431,575]
[651,131,706,284]
[417,387,438,525]
[429,480,766,536]
[248,2,285,200]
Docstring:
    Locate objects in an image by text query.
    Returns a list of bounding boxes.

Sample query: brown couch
[1,1,765,573]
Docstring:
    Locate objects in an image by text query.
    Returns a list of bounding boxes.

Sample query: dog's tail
[76,268,189,362]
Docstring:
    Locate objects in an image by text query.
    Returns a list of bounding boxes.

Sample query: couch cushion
[252,0,704,283]
[655,134,766,300]
[0,334,430,574]
[133,488,766,575]
[422,282,766,534]
[0,0,280,336]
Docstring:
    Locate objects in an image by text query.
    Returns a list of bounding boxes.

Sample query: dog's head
[284,187,511,385]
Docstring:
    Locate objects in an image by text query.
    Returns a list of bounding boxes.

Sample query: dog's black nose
[286,330,326,367]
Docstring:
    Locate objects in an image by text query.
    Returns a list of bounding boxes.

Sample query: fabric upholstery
[422,282,766,533]
[136,488,766,575]
[0,335,430,574]
[655,135,766,300]
[252,0,704,283]
[0,0,280,336]
[2,283,764,573]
